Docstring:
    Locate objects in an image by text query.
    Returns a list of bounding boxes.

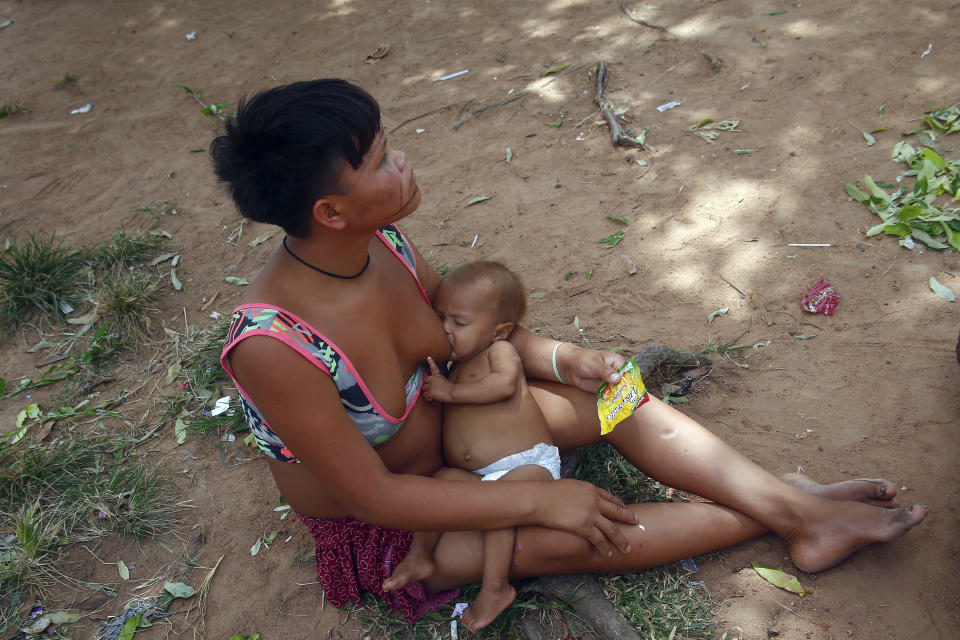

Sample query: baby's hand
[423,357,454,403]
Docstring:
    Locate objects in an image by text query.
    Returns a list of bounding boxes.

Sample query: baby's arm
[423,341,521,404]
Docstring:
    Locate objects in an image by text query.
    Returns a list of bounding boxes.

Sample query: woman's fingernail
[625,545,632,553]
[607,550,613,557]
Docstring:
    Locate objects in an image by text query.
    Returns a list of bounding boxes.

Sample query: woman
[211,79,926,623]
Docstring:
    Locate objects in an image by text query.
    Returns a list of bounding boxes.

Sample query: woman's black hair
[209,79,381,237]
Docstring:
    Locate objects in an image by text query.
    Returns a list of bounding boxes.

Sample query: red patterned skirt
[297,513,460,623]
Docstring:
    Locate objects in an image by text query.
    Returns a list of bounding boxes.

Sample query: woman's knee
[511,526,597,576]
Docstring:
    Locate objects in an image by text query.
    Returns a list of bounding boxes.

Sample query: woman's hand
[535,478,638,556]
[558,345,627,393]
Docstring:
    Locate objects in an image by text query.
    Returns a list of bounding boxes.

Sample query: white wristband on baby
[551,342,566,384]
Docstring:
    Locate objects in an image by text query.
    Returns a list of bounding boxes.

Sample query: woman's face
[333,130,421,229]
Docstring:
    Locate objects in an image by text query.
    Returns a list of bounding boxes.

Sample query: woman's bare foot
[461,582,516,632]
[786,500,928,573]
[383,551,436,592]
[781,473,898,508]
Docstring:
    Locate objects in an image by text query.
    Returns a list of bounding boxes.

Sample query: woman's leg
[425,500,766,591]
[529,382,927,573]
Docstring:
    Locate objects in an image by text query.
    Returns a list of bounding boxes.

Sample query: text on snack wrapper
[605,386,640,421]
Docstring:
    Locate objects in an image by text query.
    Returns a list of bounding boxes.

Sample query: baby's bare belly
[443,398,553,471]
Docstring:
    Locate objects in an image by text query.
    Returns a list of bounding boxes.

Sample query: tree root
[527,574,644,640]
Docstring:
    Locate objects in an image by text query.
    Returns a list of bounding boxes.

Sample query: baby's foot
[382,552,435,593]
[462,583,516,632]
[781,473,898,508]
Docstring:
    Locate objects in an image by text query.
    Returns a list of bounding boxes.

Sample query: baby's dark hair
[443,261,527,324]
[209,79,381,238]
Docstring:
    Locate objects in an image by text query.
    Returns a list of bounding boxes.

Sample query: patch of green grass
[353,582,571,640]
[0,100,29,118]
[93,231,163,272]
[0,430,180,634]
[576,442,713,639]
[184,319,231,394]
[52,72,76,90]
[0,233,90,331]
[96,269,160,342]
[134,201,179,222]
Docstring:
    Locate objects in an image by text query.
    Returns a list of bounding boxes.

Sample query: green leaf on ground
[164,581,197,599]
[118,559,129,580]
[225,277,250,285]
[752,562,806,595]
[707,307,729,324]
[47,612,84,624]
[171,269,182,291]
[792,334,816,340]
[732,149,756,154]
[929,276,956,301]
[598,230,625,248]
[249,230,279,247]
[546,121,563,128]
[464,196,491,207]
[542,63,571,77]
[164,362,181,385]
[174,416,188,445]
[118,614,142,640]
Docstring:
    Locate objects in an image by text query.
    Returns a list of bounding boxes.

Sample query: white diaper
[472,442,561,482]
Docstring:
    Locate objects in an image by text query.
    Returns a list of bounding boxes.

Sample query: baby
[384,260,560,632]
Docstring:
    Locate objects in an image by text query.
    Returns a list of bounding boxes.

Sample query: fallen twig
[620,0,668,31]
[452,63,586,130]
[389,101,461,133]
[565,277,620,299]
[452,91,530,130]
[594,61,646,148]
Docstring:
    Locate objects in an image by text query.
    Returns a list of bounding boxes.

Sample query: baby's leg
[384,467,474,592]
[462,464,555,632]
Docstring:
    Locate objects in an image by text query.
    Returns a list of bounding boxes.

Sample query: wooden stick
[452,64,586,130]
[389,102,461,133]
[594,61,646,148]
[620,0,668,32]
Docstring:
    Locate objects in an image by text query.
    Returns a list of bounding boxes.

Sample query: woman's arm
[231,335,637,554]
[509,326,626,392]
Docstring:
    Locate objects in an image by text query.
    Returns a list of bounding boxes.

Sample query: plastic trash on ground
[800,279,839,315]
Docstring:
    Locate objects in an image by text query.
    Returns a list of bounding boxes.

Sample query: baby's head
[434,261,526,362]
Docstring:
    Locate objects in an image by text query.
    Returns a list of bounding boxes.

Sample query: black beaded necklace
[282,237,371,279]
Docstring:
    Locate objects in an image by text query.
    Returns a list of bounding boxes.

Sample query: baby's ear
[493,321,515,342]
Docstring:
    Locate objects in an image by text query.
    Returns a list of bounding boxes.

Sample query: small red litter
[801,279,839,315]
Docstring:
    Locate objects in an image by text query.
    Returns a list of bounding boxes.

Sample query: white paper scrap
[434,69,470,81]
[186,30,196,40]
[452,602,469,617]
[210,395,232,416]
[70,104,93,114]
[921,43,933,58]
[657,101,681,112]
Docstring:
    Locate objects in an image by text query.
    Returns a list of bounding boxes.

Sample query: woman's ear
[493,321,515,342]
[311,197,347,231]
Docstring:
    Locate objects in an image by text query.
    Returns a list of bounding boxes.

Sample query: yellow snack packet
[597,357,649,435]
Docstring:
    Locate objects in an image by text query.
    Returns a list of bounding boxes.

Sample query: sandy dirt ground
[1,0,959,638]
